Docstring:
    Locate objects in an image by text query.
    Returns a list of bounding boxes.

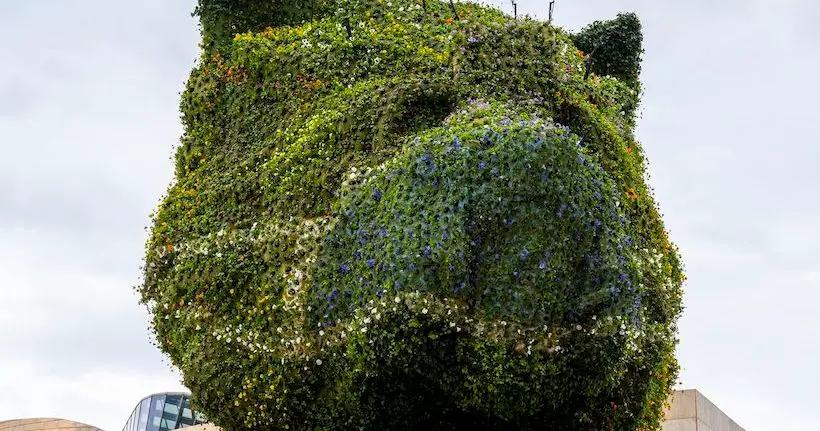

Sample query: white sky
[0,1,818,430]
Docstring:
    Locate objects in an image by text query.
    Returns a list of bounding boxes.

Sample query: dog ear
[572,12,644,89]
[195,0,330,54]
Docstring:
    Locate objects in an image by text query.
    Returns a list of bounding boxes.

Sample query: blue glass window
[122,393,207,431]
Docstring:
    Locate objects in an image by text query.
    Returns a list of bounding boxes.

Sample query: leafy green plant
[141,1,684,429]
[572,12,644,90]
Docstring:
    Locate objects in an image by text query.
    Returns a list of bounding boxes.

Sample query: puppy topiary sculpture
[140,1,684,429]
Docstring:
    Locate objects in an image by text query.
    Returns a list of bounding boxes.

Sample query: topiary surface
[140,1,684,429]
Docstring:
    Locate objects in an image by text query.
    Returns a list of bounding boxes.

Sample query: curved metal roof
[0,418,103,431]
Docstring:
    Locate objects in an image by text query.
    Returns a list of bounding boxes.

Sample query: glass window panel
[138,398,151,431]
[146,413,161,431]
[153,394,167,411]
[164,403,180,415]
[162,411,179,423]
[181,408,192,419]
[127,402,138,431]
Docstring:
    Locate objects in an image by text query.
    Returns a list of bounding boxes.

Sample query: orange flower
[625,145,633,155]
[626,188,638,200]
[446,17,454,25]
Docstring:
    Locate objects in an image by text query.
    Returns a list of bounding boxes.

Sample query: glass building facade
[122,393,207,431]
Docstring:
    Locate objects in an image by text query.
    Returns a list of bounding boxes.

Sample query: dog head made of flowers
[142,1,682,429]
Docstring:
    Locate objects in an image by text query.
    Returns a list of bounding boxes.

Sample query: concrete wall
[663,389,745,431]
[0,418,102,431]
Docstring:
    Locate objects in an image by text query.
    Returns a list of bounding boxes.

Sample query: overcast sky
[0,1,817,430]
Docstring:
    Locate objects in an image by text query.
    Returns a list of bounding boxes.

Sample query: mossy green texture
[141,1,684,429]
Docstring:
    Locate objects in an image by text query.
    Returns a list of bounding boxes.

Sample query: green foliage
[572,12,644,89]
[195,0,331,53]
[142,1,684,429]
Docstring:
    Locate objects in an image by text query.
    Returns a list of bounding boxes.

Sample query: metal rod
[449,0,460,20]
[548,0,555,22]
[512,0,517,19]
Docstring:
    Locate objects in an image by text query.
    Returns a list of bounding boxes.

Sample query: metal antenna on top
[511,0,517,19]
[548,0,555,22]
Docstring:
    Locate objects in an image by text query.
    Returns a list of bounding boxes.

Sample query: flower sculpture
[141,1,684,429]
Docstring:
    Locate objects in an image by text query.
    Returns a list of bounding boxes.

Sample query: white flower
[316,359,322,365]
[422,308,428,314]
